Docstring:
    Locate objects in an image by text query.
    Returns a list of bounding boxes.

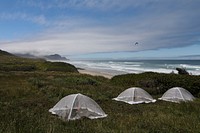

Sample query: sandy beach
[78,69,113,79]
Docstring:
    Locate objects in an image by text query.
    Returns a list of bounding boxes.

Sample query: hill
[0,49,77,72]
[15,53,69,60]
[44,54,68,60]
[0,49,200,132]
[0,49,14,56]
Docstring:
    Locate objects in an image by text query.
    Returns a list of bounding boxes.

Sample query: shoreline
[67,60,200,76]
[78,69,114,79]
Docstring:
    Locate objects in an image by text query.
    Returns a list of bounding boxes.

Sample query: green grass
[0,50,200,132]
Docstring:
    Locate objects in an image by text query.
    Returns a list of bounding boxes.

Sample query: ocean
[66,60,200,76]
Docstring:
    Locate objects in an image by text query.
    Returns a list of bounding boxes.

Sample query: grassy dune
[0,50,200,133]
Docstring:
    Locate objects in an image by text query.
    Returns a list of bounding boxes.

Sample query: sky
[0,0,200,59]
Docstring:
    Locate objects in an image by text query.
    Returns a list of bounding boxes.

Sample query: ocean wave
[123,62,144,65]
[67,60,200,75]
[179,64,200,69]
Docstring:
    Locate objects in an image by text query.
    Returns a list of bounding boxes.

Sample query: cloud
[19,0,170,11]
[21,0,132,10]
[1,11,199,56]
[1,0,200,56]
[0,28,131,55]
[20,0,200,13]
[0,12,47,25]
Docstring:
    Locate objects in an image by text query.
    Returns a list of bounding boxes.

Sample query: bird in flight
[135,42,138,45]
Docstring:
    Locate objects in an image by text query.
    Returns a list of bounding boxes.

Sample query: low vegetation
[111,72,200,96]
[0,51,78,72]
[0,50,200,133]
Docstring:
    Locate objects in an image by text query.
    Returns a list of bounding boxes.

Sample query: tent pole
[132,88,135,101]
[177,88,184,101]
[68,94,79,120]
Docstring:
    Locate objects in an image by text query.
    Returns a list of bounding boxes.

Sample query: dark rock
[176,67,189,75]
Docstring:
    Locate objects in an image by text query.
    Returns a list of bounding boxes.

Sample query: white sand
[78,69,113,79]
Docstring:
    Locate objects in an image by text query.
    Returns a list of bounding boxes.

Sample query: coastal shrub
[111,72,200,97]
[44,62,78,72]
[64,76,100,86]
[154,74,200,96]
[0,64,36,71]
[28,77,48,88]
[0,50,78,73]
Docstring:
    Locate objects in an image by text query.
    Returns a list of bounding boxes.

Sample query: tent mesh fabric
[113,87,156,104]
[159,87,195,103]
[49,93,107,120]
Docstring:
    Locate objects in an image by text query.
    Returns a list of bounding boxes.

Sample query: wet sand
[78,69,113,79]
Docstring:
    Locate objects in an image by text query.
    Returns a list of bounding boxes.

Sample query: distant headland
[15,53,69,61]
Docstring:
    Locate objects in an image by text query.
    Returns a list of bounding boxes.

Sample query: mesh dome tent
[159,87,195,103]
[113,87,156,104]
[49,93,107,121]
